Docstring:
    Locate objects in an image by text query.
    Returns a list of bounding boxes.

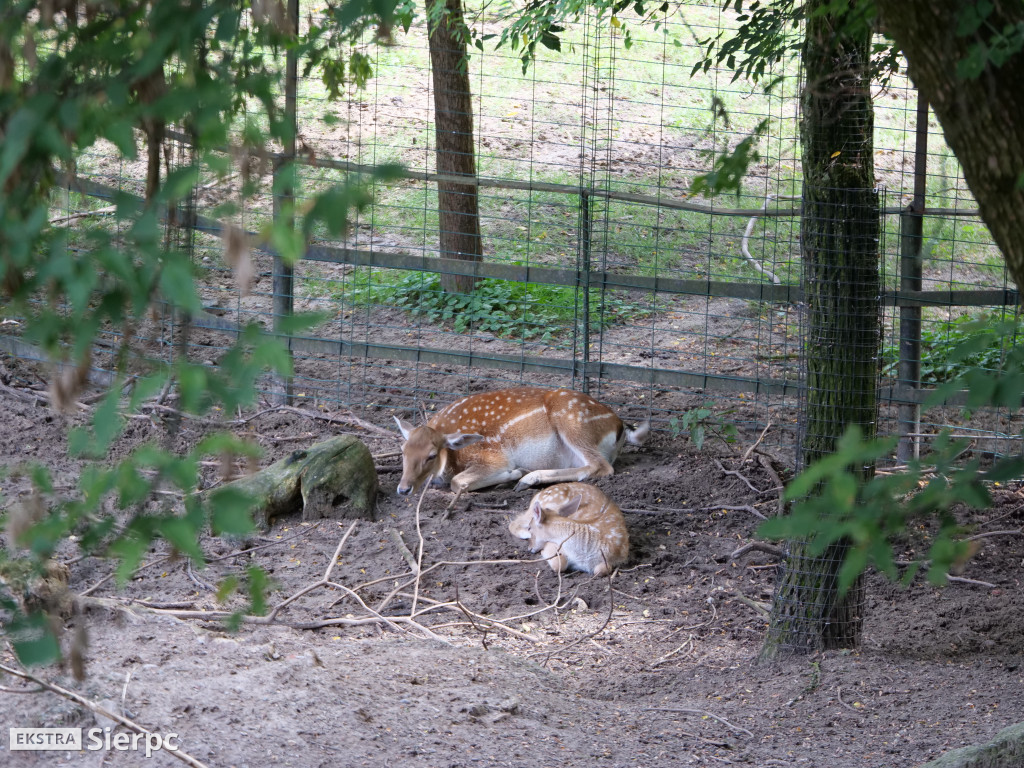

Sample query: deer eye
[427,451,438,461]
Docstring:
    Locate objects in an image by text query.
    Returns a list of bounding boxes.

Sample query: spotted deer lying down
[394,387,649,497]
[508,482,629,576]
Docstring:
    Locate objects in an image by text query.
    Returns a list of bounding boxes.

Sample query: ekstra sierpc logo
[9,727,180,757]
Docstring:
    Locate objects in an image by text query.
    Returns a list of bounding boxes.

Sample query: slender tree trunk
[426,0,482,294]
[762,0,879,660]
[876,0,1024,295]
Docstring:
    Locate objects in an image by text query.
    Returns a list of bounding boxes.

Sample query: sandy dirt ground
[1,351,1023,768]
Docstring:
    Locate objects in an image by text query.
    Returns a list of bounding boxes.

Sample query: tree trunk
[876,0,1024,294]
[762,0,879,660]
[426,0,482,294]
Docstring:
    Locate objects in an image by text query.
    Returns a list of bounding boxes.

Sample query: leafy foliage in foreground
[762,325,1024,595]
[0,0,401,669]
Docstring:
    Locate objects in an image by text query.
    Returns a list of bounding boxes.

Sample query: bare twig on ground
[731,593,771,619]
[741,422,773,462]
[756,453,786,498]
[185,559,214,591]
[205,523,321,563]
[643,707,755,738]
[714,458,764,495]
[454,583,490,648]
[621,505,696,515]
[529,574,616,666]
[716,504,768,520]
[80,554,176,597]
[965,528,1023,542]
[836,685,865,714]
[264,522,358,622]
[946,575,997,588]
[387,528,420,574]
[0,662,210,768]
[410,481,430,617]
[662,601,718,640]
[651,634,696,667]
[731,541,786,560]
[623,503,768,517]
[271,405,395,438]
[894,559,997,589]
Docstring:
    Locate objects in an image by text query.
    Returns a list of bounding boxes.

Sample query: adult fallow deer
[394,387,648,499]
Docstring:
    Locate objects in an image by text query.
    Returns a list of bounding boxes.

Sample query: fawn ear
[445,432,485,450]
[394,416,415,441]
[531,500,544,525]
[556,495,583,517]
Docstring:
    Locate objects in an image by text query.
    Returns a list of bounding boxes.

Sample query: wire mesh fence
[13,1,1019,471]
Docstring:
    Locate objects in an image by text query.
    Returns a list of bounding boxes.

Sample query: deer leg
[514,456,614,491]
[442,466,526,518]
[541,542,568,573]
[451,467,526,494]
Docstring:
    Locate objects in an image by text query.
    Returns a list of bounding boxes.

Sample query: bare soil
[2,352,1023,768]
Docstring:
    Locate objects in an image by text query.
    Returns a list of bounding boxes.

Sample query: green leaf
[161,166,201,202]
[105,120,138,159]
[8,611,62,667]
[159,256,202,313]
[216,574,240,603]
[92,381,126,454]
[275,311,330,335]
[208,487,258,537]
[159,516,204,564]
[837,546,868,595]
[0,107,39,188]
[246,565,271,616]
[112,535,149,586]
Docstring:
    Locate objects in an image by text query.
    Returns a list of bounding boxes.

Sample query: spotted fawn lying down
[508,482,629,577]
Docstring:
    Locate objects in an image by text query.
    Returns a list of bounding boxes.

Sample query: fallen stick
[731,541,786,560]
[387,528,420,574]
[741,421,773,462]
[714,458,764,495]
[0,662,210,768]
[643,706,754,738]
[732,593,771,619]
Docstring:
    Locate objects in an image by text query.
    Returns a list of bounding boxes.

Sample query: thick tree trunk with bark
[876,0,1024,294]
[426,0,482,294]
[762,0,879,659]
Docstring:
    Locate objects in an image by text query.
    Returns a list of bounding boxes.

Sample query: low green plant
[882,311,1023,384]
[310,269,654,343]
[670,403,738,450]
[764,324,1024,595]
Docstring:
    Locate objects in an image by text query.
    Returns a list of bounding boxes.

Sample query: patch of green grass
[306,267,654,343]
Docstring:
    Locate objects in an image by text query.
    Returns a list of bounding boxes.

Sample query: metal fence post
[897,93,929,463]
[580,188,592,394]
[271,0,300,405]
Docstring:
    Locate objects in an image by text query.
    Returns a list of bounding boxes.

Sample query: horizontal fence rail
[52,174,1016,410]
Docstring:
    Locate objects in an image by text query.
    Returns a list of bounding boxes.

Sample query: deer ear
[445,432,485,450]
[394,416,415,441]
[531,501,543,525]
[556,495,583,517]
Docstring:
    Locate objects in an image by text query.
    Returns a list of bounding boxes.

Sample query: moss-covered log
[918,721,1024,768]
[213,435,378,527]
